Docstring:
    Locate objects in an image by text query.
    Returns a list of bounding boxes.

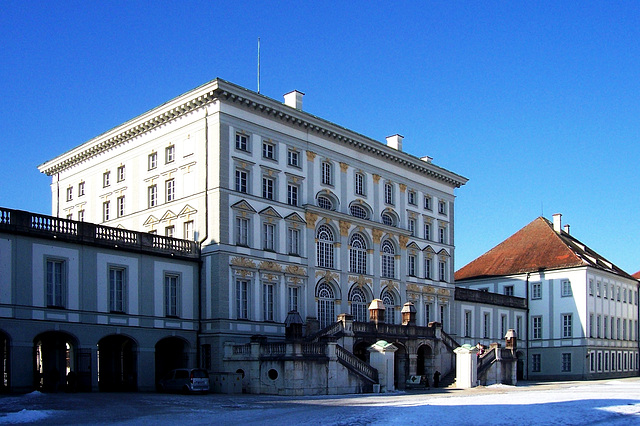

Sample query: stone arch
[155,336,191,385]
[348,284,371,323]
[34,330,79,392]
[392,341,408,390]
[353,339,375,363]
[97,334,138,392]
[316,279,339,329]
[381,286,400,324]
[416,343,434,377]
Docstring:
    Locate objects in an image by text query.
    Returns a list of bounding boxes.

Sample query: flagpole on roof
[257,37,261,94]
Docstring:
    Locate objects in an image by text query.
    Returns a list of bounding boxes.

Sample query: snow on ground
[0,379,639,425]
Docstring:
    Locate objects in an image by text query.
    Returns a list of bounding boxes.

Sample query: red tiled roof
[633,271,640,280]
[455,217,633,281]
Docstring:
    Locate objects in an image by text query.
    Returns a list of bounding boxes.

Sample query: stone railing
[352,321,436,338]
[260,343,287,356]
[335,344,378,384]
[305,321,344,342]
[302,343,326,355]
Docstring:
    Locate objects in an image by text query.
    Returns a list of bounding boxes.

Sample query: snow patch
[0,409,51,424]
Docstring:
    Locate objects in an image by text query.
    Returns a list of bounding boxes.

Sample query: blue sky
[1,1,639,274]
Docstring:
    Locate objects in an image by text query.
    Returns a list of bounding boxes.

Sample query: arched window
[349,233,367,274]
[318,196,333,210]
[381,212,394,227]
[317,282,335,328]
[382,289,396,324]
[350,205,368,219]
[317,225,335,269]
[381,240,395,278]
[350,287,368,322]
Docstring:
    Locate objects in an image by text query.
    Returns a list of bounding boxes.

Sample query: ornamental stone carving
[339,162,349,172]
[339,220,351,237]
[349,275,372,288]
[426,286,435,294]
[372,174,381,184]
[437,288,451,296]
[372,229,383,244]
[306,151,316,161]
[399,183,407,192]
[316,270,339,282]
[305,212,318,228]
[399,235,408,248]
[231,257,257,269]
[285,265,306,276]
[259,261,282,272]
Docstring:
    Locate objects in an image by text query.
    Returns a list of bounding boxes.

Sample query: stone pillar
[368,340,398,392]
[326,340,338,395]
[337,313,354,352]
[454,344,479,388]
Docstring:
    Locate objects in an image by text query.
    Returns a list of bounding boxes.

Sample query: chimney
[552,213,562,233]
[283,90,304,110]
[386,134,403,151]
[563,224,570,235]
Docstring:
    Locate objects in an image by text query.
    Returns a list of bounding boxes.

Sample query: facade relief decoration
[399,235,408,249]
[349,275,372,288]
[231,257,257,269]
[339,162,348,173]
[372,229,383,244]
[285,265,306,276]
[316,269,339,283]
[305,212,318,228]
[261,273,278,282]
[259,260,282,272]
[399,183,407,193]
[372,174,381,184]
[339,220,351,237]
[306,151,316,161]
[437,288,451,296]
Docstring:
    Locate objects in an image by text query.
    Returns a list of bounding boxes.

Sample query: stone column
[368,340,398,392]
[454,344,479,388]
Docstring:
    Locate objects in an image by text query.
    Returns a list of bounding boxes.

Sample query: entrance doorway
[34,332,76,392]
[97,335,137,391]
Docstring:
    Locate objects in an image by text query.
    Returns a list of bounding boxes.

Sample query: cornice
[39,78,468,188]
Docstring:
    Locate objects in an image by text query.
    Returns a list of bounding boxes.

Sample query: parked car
[157,368,210,393]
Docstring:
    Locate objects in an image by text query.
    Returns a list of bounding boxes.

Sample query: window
[501,315,507,338]
[117,165,125,182]
[148,152,157,170]
[287,149,299,167]
[504,286,514,296]
[235,133,249,151]
[617,287,620,301]
[604,283,608,299]
[560,353,571,372]
[164,274,179,317]
[381,241,395,278]
[236,279,249,319]
[78,210,85,222]
[440,305,446,329]
[263,283,275,321]
[288,286,299,312]
[165,145,175,163]
[262,142,275,160]
[439,260,447,282]
[317,225,335,269]
[425,303,431,324]
[562,314,572,338]
[438,200,447,215]
[597,314,601,338]
[532,354,541,372]
[408,219,416,236]
[483,313,490,338]
[263,223,275,251]
[532,282,542,299]
[317,282,335,328]
[408,254,416,277]
[350,287,368,323]
[318,195,333,210]
[424,223,431,240]
[288,227,300,255]
[109,267,126,313]
[102,201,110,221]
[516,316,522,338]
[148,185,158,207]
[439,227,446,244]
[424,195,432,210]
[349,233,367,274]
[262,176,274,200]
[589,279,594,296]
[533,316,542,339]
[350,205,367,219]
[381,212,394,227]
[287,184,298,206]
[604,315,608,339]
[321,161,332,185]
[382,290,396,324]
[165,226,174,238]
[103,171,110,187]
[78,181,85,197]
[425,258,432,279]
[589,314,594,338]
[66,213,72,220]
[117,196,125,217]
[384,182,394,205]
[66,187,73,202]
[46,259,66,308]
[235,169,248,193]
[166,179,175,202]
[464,311,472,337]
[408,190,416,205]
[597,281,601,297]
[561,280,572,297]
[354,172,365,196]
[184,221,194,241]
[236,217,249,246]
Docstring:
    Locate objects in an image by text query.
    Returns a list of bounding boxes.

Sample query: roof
[455,217,634,281]
[633,271,640,280]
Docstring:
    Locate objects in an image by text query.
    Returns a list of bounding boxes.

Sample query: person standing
[433,370,441,388]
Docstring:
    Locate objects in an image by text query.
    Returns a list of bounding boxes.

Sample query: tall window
[562,314,572,338]
[262,142,275,160]
[78,181,85,196]
[464,311,472,337]
[148,152,157,170]
[288,227,300,255]
[109,267,125,313]
[425,303,431,324]
[408,190,416,205]
[504,286,514,296]
[262,177,274,200]
[46,259,66,308]
[408,254,416,276]
[103,201,110,221]
[66,187,73,202]
[483,313,490,338]
[322,161,332,185]
[354,172,365,196]
[117,196,125,217]
[424,223,431,240]
[263,283,274,321]
[166,179,175,202]
[532,354,541,372]
[148,185,158,207]
[425,258,432,279]
[439,227,446,244]
[165,226,174,237]
[532,282,542,299]
[235,169,248,193]
[117,165,125,182]
[78,210,85,222]
[164,274,179,317]
[317,282,335,328]
[384,182,393,205]
[597,314,601,338]
[288,286,299,312]
[381,241,395,278]
[533,316,542,339]
[316,225,335,269]
[516,316,522,338]
[236,279,249,319]
[561,280,572,297]
[287,149,299,167]
[349,233,367,274]
[235,133,248,151]
[165,145,175,163]
[382,290,395,324]
[408,219,416,236]
[424,195,432,210]
[236,217,249,246]
[184,221,194,241]
[350,287,368,322]
[103,171,110,188]
[439,260,447,281]
[263,223,275,251]
[287,184,298,206]
[438,200,447,215]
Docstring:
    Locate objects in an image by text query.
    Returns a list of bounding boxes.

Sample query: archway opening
[97,335,137,392]
[155,337,189,384]
[516,350,525,380]
[417,344,433,377]
[353,340,374,363]
[34,331,77,392]
[393,342,407,390]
